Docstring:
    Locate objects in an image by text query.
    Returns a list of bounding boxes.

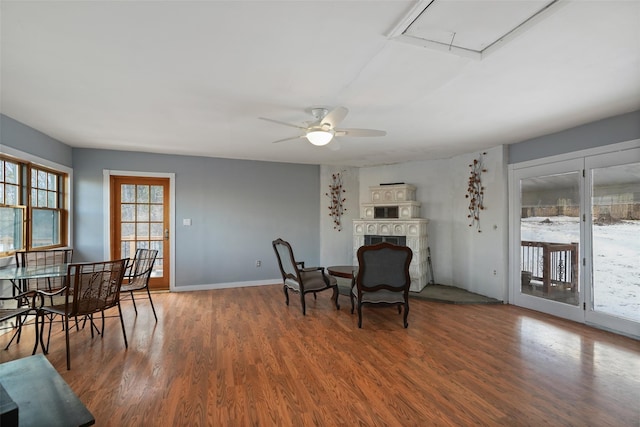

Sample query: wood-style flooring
[1,285,638,426]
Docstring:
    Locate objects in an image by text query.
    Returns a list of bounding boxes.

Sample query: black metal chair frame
[3,249,73,351]
[35,259,129,370]
[120,248,159,322]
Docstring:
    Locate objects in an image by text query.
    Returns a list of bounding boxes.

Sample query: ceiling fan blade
[259,117,307,130]
[271,135,304,144]
[335,128,386,137]
[321,106,348,128]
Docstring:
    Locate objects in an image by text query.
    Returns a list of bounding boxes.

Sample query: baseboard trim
[172,279,281,293]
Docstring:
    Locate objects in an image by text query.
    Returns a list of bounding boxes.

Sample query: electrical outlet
[493,269,497,276]
[255,260,261,267]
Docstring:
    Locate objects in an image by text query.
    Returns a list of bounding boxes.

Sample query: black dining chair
[35,259,129,370]
[120,248,159,321]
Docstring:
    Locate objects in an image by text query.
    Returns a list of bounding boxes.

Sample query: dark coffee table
[0,355,95,426]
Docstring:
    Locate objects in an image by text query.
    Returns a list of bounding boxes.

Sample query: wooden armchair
[272,238,340,315]
[352,242,413,328]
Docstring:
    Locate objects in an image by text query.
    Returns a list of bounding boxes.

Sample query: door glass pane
[591,162,640,322]
[520,172,580,306]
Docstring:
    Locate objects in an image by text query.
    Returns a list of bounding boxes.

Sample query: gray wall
[72,149,320,288]
[0,114,73,167]
[509,110,640,164]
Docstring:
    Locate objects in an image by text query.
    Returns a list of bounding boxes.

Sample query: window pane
[137,204,149,221]
[5,162,18,184]
[136,185,149,203]
[150,205,163,221]
[136,240,149,250]
[0,207,24,252]
[121,242,132,260]
[32,208,60,248]
[48,191,57,208]
[0,184,4,204]
[150,223,163,238]
[0,160,4,181]
[121,223,135,240]
[121,204,135,221]
[121,185,135,203]
[37,189,47,207]
[47,173,57,191]
[37,170,47,189]
[6,185,18,205]
[136,223,149,238]
[150,240,163,254]
[150,185,163,203]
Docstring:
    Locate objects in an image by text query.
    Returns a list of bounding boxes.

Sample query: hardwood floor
[1,285,638,426]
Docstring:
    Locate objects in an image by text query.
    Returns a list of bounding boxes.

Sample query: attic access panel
[389,0,561,59]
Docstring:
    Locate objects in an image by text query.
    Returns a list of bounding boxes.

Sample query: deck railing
[521,240,579,293]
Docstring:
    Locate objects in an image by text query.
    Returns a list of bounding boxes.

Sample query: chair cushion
[284,270,336,292]
[352,286,405,304]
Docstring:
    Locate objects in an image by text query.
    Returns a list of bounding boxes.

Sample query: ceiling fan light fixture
[306,129,334,146]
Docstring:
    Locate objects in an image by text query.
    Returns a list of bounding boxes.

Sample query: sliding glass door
[585,150,640,336]
[510,146,640,337]
[511,159,584,322]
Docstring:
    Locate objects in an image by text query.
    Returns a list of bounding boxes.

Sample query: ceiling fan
[259,106,386,146]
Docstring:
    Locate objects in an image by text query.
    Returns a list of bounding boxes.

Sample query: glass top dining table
[0,264,69,281]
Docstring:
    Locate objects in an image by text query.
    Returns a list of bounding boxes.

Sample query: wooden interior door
[110,176,170,290]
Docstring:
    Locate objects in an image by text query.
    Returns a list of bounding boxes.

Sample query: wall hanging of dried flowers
[466,152,487,232]
[326,172,346,231]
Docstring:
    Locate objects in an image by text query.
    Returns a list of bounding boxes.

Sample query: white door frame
[508,158,585,323]
[508,139,640,337]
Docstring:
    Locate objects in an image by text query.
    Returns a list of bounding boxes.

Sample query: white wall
[320,145,509,301]
[319,165,359,267]
[451,146,509,301]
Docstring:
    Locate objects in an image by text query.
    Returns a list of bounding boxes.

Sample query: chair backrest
[16,249,73,291]
[65,259,128,316]
[127,248,158,288]
[356,242,413,292]
[272,238,300,282]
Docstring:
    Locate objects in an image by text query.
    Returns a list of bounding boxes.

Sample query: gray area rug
[337,283,502,304]
[410,284,502,304]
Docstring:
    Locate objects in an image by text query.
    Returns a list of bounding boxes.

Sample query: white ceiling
[1,0,639,167]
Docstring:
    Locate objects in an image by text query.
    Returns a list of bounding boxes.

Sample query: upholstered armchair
[272,238,340,315]
[352,242,413,328]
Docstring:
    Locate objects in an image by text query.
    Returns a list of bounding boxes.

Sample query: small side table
[327,266,358,295]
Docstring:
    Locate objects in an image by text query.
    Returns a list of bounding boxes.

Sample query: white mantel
[353,184,430,292]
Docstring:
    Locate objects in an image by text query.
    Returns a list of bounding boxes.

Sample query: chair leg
[403,302,409,328]
[65,316,71,370]
[350,293,355,314]
[300,293,306,316]
[32,313,41,355]
[145,287,158,322]
[357,303,363,328]
[4,313,25,350]
[283,285,289,306]
[116,304,128,349]
[332,286,340,310]
[130,291,138,315]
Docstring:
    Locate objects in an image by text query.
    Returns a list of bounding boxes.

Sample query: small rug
[410,284,502,304]
[337,283,502,304]
[338,283,502,304]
